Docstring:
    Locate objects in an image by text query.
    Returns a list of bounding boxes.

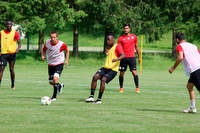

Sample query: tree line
[0,0,200,57]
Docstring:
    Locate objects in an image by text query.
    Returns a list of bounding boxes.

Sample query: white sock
[190,100,195,108]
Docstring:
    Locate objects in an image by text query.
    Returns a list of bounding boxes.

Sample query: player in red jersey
[118,24,141,93]
[0,20,21,90]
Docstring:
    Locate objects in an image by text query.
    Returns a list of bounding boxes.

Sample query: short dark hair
[50,30,58,36]
[176,32,184,41]
[6,20,12,24]
[107,33,115,38]
[123,24,130,28]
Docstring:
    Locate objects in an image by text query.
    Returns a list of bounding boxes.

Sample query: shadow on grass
[136,108,182,113]
[12,96,40,100]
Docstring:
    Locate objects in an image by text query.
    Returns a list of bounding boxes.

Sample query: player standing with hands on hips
[41,31,69,102]
[0,20,21,90]
[118,24,141,93]
[169,32,200,113]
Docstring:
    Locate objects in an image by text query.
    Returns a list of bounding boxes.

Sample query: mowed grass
[0,55,200,133]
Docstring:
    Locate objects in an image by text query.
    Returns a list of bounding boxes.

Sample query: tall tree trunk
[73,24,79,57]
[38,30,44,53]
[172,27,177,57]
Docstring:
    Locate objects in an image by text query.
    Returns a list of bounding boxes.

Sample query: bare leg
[98,76,107,100]
[186,82,195,106]
[0,65,6,87]
[9,61,15,89]
[90,74,101,96]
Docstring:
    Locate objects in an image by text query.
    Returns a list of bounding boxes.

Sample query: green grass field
[0,54,199,133]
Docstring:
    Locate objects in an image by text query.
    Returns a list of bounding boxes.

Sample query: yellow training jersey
[104,44,121,72]
[1,30,17,54]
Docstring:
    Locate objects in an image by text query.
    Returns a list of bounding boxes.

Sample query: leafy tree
[18,0,72,53]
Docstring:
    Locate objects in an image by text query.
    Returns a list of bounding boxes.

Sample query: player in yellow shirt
[85,34,124,104]
[0,20,21,90]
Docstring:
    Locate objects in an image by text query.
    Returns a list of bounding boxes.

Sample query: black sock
[52,83,59,98]
[98,91,103,100]
[119,76,124,88]
[90,89,95,97]
[11,79,14,88]
[0,80,1,86]
[133,75,139,88]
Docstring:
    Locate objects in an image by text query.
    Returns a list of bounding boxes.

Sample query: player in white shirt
[169,32,200,113]
[41,31,69,101]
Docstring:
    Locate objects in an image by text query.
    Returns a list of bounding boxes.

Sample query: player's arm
[113,53,124,62]
[15,31,21,53]
[41,43,47,61]
[135,38,141,64]
[65,48,69,67]
[61,43,69,67]
[169,51,183,73]
[112,44,125,62]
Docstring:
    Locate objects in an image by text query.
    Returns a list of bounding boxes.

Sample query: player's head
[176,32,184,43]
[50,30,58,44]
[106,34,115,47]
[123,24,131,35]
[6,20,12,31]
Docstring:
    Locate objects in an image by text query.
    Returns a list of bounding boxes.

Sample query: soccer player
[85,34,124,104]
[118,24,141,93]
[41,31,69,101]
[169,32,200,113]
[0,20,21,90]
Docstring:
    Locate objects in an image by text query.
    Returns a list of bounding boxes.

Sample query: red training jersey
[118,34,137,57]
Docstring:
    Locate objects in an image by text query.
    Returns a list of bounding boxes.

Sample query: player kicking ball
[41,31,69,102]
[85,34,124,104]
[169,32,200,113]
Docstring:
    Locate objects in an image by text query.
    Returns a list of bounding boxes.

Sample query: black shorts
[188,69,200,91]
[48,64,64,82]
[0,53,16,66]
[96,67,117,84]
[119,57,136,72]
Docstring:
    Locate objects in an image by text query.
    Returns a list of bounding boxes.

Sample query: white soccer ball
[41,96,51,105]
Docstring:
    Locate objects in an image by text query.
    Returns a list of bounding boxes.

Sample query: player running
[41,31,69,102]
[169,32,200,113]
[0,20,21,90]
[85,34,124,104]
[118,24,141,93]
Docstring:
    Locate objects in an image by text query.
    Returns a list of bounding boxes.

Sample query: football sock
[53,83,59,98]
[119,76,124,88]
[190,100,195,108]
[11,79,14,88]
[90,89,95,97]
[133,75,139,88]
[0,80,1,86]
[98,91,103,99]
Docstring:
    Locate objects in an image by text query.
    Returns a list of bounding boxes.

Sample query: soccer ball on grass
[41,96,51,105]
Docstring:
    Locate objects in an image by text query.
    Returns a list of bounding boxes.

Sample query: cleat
[58,83,64,94]
[94,99,102,104]
[85,96,95,102]
[120,88,124,93]
[51,98,56,102]
[184,107,197,113]
[11,87,15,90]
[136,88,140,93]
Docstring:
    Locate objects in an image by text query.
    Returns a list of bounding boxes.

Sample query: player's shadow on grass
[13,96,40,100]
[136,108,181,113]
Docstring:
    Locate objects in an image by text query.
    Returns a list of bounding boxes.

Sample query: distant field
[21,30,175,50]
[0,54,199,133]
